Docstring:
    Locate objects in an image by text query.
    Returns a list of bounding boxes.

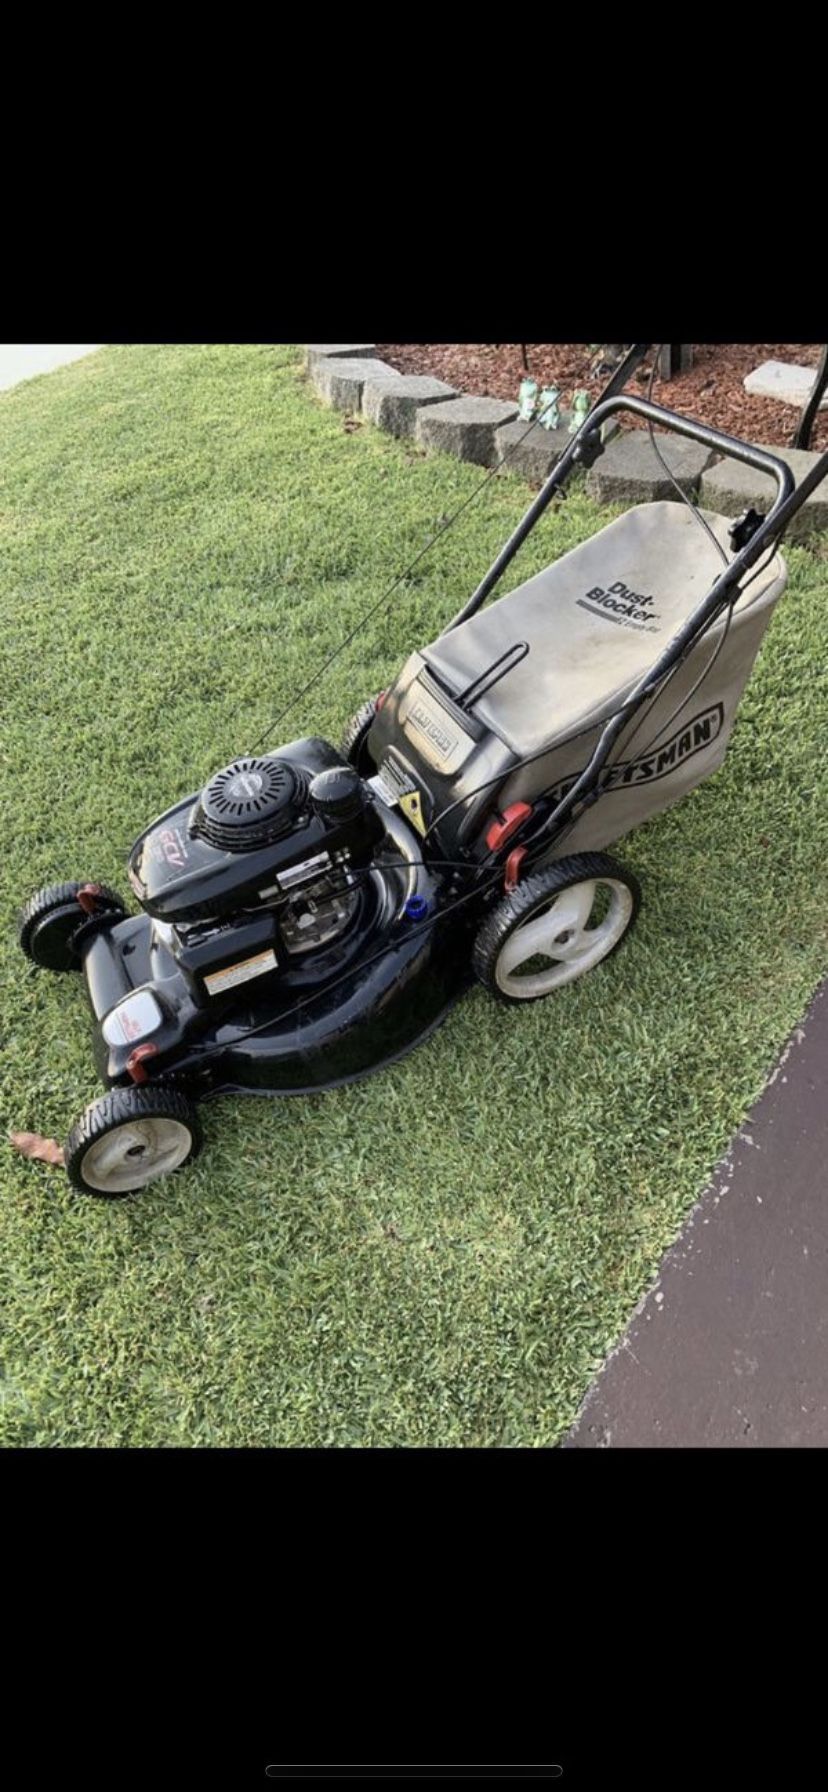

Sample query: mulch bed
[376,343,828,454]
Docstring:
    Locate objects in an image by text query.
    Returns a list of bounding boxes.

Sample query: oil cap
[309,765,366,823]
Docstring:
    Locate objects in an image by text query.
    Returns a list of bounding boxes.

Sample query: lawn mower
[18,343,828,1197]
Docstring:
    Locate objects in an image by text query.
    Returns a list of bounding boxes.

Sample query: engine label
[147,825,190,868]
[203,948,278,996]
[276,851,331,891]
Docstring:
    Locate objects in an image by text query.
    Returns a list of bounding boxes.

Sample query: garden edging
[303,344,828,532]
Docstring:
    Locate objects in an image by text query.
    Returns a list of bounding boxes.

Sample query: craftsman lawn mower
[18,343,828,1196]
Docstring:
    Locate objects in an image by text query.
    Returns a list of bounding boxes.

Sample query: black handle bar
[586,394,796,519]
[447,360,803,633]
[440,343,827,860]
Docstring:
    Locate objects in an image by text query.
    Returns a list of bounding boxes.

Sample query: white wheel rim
[80,1117,193,1193]
[495,877,634,999]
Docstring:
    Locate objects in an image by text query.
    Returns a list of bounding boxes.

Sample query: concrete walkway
[0,345,100,394]
[566,979,828,1448]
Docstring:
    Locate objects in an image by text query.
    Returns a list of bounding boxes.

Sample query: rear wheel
[473,853,640,1004]
[19,882,127,972]
[339,695,383,775]
[64,1086,202,1197]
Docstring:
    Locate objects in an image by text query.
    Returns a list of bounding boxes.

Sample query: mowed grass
[0,343,826,1447]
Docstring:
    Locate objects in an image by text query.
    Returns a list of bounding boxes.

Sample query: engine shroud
[128,737,381,924]
[192,756,306,853]
[86,733,467,1097]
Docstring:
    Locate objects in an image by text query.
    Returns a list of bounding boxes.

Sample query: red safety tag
[76,882,104,916]
[126,1043,160,1085]
[504,845,528,892]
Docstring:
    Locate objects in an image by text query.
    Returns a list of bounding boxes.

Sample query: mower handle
[447,368,797,632]
[586,393,796,518]
[444,347,827,864]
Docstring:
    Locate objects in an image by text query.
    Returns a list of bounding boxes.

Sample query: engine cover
[192,756,305,853]
[127,737,383,923]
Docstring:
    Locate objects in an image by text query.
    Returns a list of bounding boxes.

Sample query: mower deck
[82,904,472,1097]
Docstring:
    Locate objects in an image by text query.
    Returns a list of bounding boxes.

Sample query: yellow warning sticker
[203,948,277,996]
[399,790,427,835]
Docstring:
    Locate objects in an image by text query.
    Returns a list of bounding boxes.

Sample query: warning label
[203,948,278,996]
[399,790,427,835]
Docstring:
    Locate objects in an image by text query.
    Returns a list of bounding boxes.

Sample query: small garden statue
[538,387,562,430]
[569,390,591,434]
[517,377,539,421]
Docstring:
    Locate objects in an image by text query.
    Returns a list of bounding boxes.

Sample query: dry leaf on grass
[9,1131,65,1167]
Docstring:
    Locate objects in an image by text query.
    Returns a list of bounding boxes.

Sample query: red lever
[504,845,528,892]
[76,882,104,916]
[485,802,532,853]
[126,1044,159,1085]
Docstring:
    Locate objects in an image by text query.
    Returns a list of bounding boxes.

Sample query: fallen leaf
[9,1131,65,1167]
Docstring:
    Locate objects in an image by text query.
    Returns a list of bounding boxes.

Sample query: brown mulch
[375,344,828,454]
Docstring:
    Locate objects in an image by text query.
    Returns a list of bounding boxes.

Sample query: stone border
[304,344,613,479]
[303,346,828,529]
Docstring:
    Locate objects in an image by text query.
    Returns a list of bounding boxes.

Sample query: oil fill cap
[309,766,366,822]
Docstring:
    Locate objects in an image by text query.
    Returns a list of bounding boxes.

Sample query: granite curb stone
[311,356,400,412]
[494,419,576,482]
[744,360,828,409]
[362,374,458,437]
[300,352,828,537]
[699,444,828,542]
[587,429,715,504]
[305,344,377,370]
[414,395,520,468]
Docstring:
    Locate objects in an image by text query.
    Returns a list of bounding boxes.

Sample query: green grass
[0,343,826,1447]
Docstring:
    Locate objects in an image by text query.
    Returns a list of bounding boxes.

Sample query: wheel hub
[496,877,634,998]
[80,1117,194,1193]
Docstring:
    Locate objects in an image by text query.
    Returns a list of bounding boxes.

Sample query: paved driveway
[0,345,101,393]
[566,980,828,1447]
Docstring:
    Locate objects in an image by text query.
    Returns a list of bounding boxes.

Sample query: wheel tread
[19,882,126,964]
[339,697,381,773]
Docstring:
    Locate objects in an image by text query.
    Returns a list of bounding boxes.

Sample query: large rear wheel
[339,695,383,776]
[473,853,640,1004]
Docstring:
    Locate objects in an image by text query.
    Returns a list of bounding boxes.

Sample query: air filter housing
[192,756,307,854]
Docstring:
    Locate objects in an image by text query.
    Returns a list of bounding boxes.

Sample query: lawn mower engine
[66,735,463,1103]
[131,740,385,970]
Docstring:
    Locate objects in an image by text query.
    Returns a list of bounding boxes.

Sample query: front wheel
[473,853,640,1004]
[19,881,127,972]
[64,1086,202,1197]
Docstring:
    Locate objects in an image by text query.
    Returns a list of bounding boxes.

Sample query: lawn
[1,342,826,1447]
